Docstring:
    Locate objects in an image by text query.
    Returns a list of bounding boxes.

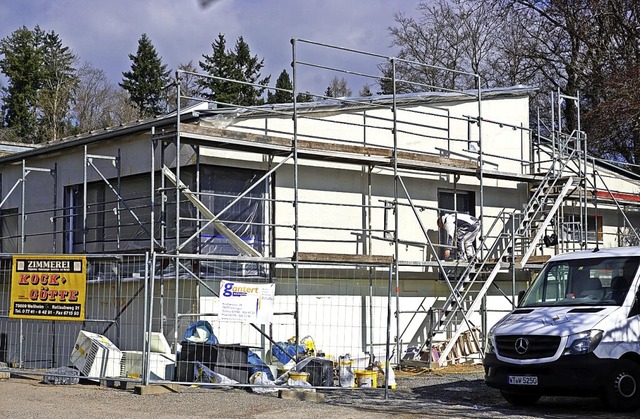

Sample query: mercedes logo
[514,337,529,355]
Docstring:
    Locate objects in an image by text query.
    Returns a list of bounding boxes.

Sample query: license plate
[508,375,538,385]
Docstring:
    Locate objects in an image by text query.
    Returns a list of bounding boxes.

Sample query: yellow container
[288,371,309,382]
[355,369,377,388]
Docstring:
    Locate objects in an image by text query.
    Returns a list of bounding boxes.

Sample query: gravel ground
[1,364,638,418]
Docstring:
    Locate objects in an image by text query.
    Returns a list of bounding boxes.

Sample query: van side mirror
[517,290,526,307]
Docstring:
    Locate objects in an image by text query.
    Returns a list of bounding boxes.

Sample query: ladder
[431,170,579,365]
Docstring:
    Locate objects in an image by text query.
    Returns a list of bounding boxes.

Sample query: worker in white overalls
[437,213,480,262]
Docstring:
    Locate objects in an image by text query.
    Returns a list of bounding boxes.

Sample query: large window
[195,165,266,257]
[62,165,266,260]
[64,177,151,253]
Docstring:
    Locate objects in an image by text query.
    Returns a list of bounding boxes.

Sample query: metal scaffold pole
[291,38,301,357]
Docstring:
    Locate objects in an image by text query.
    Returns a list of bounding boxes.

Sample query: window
[64,183,108,252]
[61,165,267,267]
[522,256,639,307]
[64,176,152,253]
[0,208,18,253]
[438,190,476,217]
[561,214,603,243]
[63,185,82,253]
[437,189,476,259]
[195,165,266,257]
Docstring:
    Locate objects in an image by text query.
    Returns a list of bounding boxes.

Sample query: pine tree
[234,36,270,105]
[0,26,44,142]
[0,26,77,143]
[359,85,373,97]
[324,85,333,98]
[267,69,293,104]
[198,34,237,105]
[120,34,171,118]
[377,64,395,95]
[296,92,314,103]
[199,34,270,106]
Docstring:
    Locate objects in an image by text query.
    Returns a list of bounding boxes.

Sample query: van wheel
[601,360,640,412]
[500,390,541,406]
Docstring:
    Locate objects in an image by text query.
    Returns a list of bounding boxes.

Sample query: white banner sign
[219,280,275,324]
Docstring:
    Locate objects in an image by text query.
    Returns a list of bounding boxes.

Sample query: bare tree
[384,0,506,92]
[388,0,640,172]
[109,88,140,126]
[72,62,138,133]
[169,61,204,110]
[72,62,114,133]
[325,76,352,98]
[506,0,640,170]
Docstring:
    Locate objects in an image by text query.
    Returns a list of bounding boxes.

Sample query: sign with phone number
[9,255,87,321]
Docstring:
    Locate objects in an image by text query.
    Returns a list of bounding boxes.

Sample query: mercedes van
[483,247,640,411]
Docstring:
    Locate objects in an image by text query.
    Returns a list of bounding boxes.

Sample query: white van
[483,247,640,412]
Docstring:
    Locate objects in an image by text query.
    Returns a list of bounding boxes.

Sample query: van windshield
[520,256,640,307]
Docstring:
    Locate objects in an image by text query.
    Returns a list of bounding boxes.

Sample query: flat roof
[0,85,536,166]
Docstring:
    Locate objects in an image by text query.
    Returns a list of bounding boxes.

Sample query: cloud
[0,0,417,95]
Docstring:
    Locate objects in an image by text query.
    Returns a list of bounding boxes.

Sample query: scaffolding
[2,39,640,373]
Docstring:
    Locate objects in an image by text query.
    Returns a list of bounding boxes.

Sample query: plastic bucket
[288,371,309,382]
[355,370,377,388]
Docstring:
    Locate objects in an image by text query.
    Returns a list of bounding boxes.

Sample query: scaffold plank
[294,252,393,265]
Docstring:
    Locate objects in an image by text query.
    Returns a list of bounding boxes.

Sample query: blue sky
[0,0,420,96]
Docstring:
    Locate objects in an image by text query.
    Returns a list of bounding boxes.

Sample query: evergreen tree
[296,91,314,103]
[0,26,44,142]
[120,33,171,118]
[0,26,76,143]
[198,34,237,105]
[199,34,270,106]
[234,36,270,105]
[377,64,396,95]
[267,69,293,104]
[359,85,373,97]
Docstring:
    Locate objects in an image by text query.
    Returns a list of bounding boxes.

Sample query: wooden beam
[162,166,262,257]
[294,252,394,265]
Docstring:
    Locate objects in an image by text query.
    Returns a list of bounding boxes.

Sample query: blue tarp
[248,350,274,381]
[272,341,305,364]
[183,320,219,344]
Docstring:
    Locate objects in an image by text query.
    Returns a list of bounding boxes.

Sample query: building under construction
[1,40,639,387]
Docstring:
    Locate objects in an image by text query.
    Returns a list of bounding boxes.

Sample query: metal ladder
[431,165,579,365]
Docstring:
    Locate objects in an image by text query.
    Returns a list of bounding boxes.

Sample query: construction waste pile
[43,321,396,392]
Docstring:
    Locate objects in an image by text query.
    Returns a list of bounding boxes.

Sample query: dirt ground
[0,364,638,419]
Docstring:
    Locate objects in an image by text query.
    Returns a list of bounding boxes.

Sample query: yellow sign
[9,255,87,321]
